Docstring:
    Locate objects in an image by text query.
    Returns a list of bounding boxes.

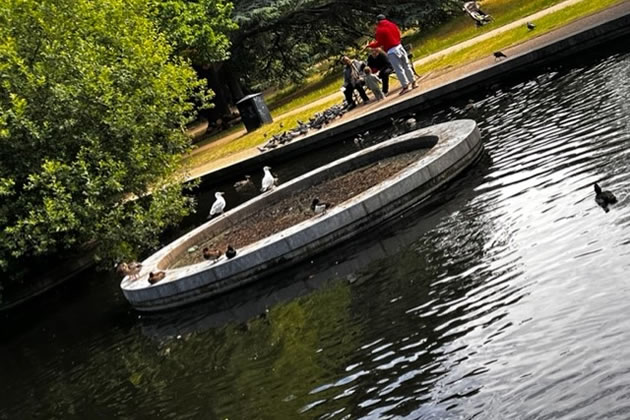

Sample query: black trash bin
[236,93,273,132]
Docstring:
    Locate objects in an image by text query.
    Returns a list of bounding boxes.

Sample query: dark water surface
[2,46,630,419]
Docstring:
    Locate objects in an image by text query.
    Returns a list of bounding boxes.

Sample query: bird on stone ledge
[261,166,278,192]
[493,51,507,61]
[594,183,617,212]
[226,245,237,259]
[148,271,166,285]
[208,192,226,219]
[117,261,142,280]
[311,198,331,215]
[203,247,222,261]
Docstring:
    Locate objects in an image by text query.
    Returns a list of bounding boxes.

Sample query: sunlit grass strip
[413,0,625,75]
[407,0,567,59]
[268,73,344,115]
[183,96,343,167]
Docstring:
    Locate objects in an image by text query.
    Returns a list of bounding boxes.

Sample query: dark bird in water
[226,245,237,259]
[117,261,142,280]
[594,183,617,212]
[353,134,365,148]
[203,247,221,261]
[233,175,255,192]
[493,51,507,61]
[527,22,536,30]
[148,271,166,285]
[311,198,331,214]
[464,99,479,113]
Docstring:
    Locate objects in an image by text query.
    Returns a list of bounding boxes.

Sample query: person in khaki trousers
[366,14,417,95]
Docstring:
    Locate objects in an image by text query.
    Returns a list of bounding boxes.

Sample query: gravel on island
[171,148,429,268]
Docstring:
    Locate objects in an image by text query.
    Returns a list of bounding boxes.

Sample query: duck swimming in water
[234,175,255,192]
[148,271,166,285]
[594,183,617,212]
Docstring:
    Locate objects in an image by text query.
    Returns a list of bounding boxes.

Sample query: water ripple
[3,43,630,420]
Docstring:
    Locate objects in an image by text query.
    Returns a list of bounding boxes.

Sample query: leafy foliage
[0,0,212,274]
[149,0,238,66]
[228,0,460,88]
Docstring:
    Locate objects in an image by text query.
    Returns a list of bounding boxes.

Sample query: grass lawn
[183,96,343,168]
[406,0,568,59]
[266,71,342,114]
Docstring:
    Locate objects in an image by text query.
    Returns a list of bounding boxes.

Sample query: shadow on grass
[267,70,341,112]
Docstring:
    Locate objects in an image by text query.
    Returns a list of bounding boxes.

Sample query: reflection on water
[2,46,630,419]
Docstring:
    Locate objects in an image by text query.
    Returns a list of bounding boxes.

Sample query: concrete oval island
[121,119,483,311]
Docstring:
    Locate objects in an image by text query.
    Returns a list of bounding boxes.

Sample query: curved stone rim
[121,119,483,311]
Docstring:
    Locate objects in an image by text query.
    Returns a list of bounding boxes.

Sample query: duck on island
[203,247,222,261]
[226,245,237,259]
[117,261,142,280]
[311,198,331,215]
[208,192,226,219]
[594,183,617,212]
[148,271,166,285]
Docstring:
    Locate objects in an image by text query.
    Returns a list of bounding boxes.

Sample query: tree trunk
[196,63,232,121]
[223,65,246,101]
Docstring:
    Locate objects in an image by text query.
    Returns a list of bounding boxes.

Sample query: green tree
[0,0,213,277]
[228,0,459,88]
[148,0,238,67]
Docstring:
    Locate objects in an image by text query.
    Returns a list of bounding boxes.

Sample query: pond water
[2,44,630,419]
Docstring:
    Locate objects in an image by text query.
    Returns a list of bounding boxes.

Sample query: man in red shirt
[367,14,417,94]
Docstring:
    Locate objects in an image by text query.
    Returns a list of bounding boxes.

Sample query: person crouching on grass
[363,67,385,101]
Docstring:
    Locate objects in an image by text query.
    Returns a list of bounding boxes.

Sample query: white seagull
[208,192,226,218]
[261,166,277,192]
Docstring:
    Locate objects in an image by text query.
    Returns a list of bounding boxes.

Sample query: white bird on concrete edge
[311,198,331,215]
[261,166,277,192]
[208,192,226,218]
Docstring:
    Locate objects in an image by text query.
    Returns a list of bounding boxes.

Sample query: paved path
[187,0,626,178]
